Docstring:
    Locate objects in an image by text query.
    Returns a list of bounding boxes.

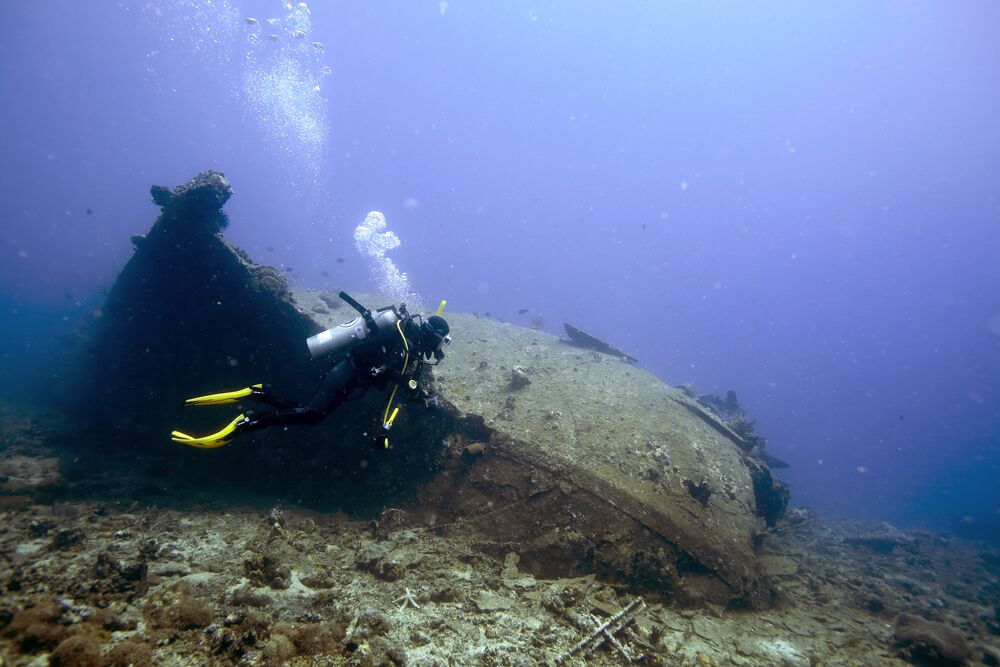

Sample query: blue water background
[1,1,998,536]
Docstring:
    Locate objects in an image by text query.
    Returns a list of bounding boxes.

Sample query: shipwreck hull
[423,314,778,608]
[75,172,785,608]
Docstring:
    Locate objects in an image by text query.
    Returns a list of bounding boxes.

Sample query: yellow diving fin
[171,413,247,449]
[184,384,263,406]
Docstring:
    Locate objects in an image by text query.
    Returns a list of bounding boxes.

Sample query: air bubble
[354,212,420,303]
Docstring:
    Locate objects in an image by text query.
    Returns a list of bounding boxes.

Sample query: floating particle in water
[283,266,294,272]
[311,41,324,51]
[266,246,274,252]
[245,17,258,26]
[321,65,332,75]
[268,34,280,41]
[336,257,344,263]
[518,308,528,314]
[856,466,867,474]
[321,271,329,277]
[86,208,93,215]
[291,29,307,39]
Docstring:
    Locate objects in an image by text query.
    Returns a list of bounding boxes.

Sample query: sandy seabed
[1,403,997,666]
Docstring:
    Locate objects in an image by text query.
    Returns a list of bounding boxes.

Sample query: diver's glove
[421,390,440,409]
[396,376,439,409]
[400,378,436,405]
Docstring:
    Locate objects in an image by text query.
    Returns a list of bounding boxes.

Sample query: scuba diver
[170,292,450,450]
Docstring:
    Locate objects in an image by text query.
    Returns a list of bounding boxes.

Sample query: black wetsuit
[242,317,426,433]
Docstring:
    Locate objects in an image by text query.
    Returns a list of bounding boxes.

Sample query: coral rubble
[1,423,998,665]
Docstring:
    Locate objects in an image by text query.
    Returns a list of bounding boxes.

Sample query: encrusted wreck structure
[74,171,788,609]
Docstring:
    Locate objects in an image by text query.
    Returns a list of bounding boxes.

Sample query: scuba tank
[306,292,401,359]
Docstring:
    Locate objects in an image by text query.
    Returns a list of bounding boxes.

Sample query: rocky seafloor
[1,401,998,666]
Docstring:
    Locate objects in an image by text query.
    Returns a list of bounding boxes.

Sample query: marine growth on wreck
[71,172,790,609]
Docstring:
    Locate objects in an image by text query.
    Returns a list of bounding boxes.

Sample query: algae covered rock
[893,612,970,664]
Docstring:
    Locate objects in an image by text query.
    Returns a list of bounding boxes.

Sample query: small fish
[336,257,345,263]
[518,308,528,315]
[86,208,93,215]
[266,246,274,252]
[484,312,491,317]
[283,266,294,272]
[899,414,904,421]
[641,223,646,230]
[321,271,329,277]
